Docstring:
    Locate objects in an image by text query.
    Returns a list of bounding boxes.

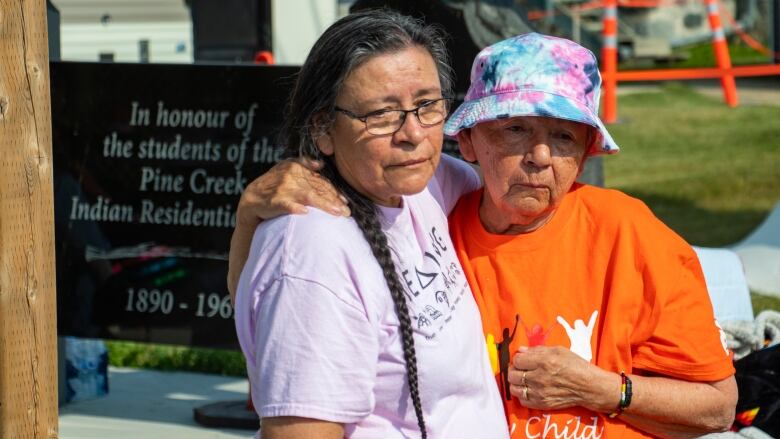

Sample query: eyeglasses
[334,98,450,136]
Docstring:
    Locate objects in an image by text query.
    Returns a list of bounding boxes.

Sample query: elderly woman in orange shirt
[229,32,738,439]
[443,33,736,438]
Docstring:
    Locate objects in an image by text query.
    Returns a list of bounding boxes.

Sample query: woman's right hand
[228,158,349,300]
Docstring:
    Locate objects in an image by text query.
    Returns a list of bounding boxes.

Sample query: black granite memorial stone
[52,61,298,349]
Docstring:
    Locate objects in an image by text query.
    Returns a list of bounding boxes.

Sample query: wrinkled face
[458,116,591,233]
[316,45,444,207]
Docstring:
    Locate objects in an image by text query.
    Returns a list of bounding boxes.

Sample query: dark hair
[281,10,453,438]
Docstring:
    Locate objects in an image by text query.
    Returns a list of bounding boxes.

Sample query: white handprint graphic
[556,310,598,362]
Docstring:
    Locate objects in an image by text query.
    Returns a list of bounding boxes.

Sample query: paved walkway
[617,76,780,107]
[59,367,256,439]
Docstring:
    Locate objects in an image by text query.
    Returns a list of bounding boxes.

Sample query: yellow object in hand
[486,333,499,375]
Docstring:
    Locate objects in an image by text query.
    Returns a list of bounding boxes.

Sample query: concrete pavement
[59,367,256,439]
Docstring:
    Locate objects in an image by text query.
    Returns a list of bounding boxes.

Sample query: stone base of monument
[193,400,260,430]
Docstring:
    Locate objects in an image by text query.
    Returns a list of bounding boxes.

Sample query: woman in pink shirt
[232,10,507,439]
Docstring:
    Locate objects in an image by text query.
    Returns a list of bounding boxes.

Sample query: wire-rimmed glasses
[334,98,451,136]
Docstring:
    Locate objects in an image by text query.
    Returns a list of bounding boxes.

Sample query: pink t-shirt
[234,155,508,438]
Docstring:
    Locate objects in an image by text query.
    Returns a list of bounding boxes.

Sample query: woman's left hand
[227,157,350,300]
[508,346,620,412]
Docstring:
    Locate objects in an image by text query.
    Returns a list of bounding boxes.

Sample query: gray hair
[281,9,453,159]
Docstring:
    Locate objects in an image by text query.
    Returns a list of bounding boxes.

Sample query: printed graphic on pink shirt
[395,225,470,340]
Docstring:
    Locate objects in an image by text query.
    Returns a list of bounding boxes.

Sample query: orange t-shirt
[449,184,735,439]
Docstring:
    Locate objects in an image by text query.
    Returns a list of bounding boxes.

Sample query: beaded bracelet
[608,371,633,418]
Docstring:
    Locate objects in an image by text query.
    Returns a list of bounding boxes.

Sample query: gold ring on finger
[521,371,527,386]
[522,386,529,400]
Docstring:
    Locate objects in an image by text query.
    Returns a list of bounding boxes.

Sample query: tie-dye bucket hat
[444,33,619,156]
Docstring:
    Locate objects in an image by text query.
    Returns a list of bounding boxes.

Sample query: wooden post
[0,1,59,438]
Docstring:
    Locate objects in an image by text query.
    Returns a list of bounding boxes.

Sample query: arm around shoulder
[228,158,351,301]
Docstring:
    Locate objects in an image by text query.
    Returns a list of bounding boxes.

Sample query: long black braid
[280,10,454,437]
[320,160,427,437]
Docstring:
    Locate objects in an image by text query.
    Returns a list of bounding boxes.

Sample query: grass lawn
[107,340,247,377]
[605,82,780,247]
[108,83,780,375]
[619,41,772,70]
[606,82,780,316]
[667,42,773,69]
